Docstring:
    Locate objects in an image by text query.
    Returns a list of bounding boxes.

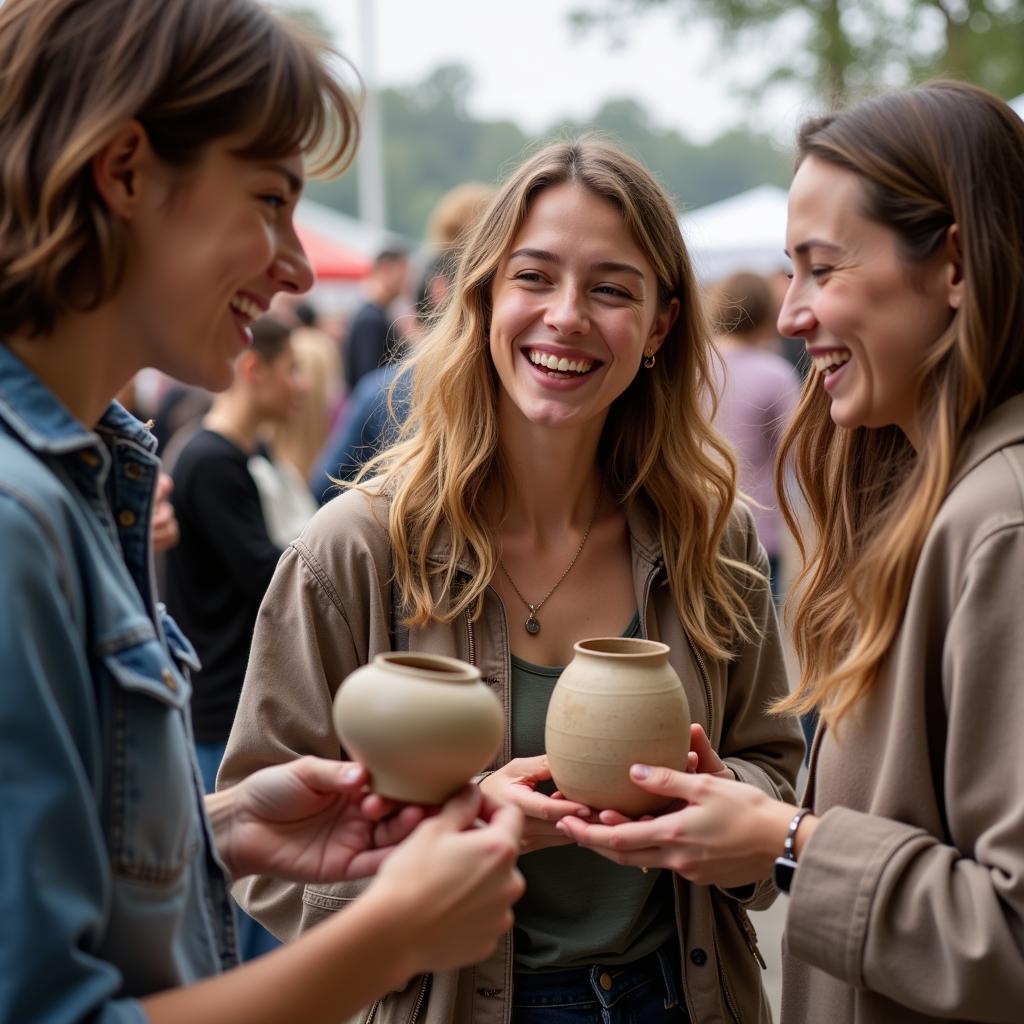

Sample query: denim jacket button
[598,972,613,991]
[118,509,137,528]
[125,462,144,480]
[161,668,178,693]
[79,450,101,467]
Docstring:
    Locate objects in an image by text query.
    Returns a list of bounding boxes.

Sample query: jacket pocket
[160,607,201,675]
[103,637,199,885]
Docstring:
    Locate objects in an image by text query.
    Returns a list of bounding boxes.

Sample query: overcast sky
[305,0,809,145]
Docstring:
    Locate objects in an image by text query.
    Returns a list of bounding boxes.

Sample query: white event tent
[678,185,790,285]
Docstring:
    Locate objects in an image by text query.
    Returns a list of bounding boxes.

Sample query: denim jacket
[0,345,237,1024]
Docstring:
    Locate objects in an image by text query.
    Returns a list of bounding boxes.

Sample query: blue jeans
[194,740,281,961]
[512,943,690,1023]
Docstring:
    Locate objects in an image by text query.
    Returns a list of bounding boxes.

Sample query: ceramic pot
[545,637,690,816]
[333,652,504,803]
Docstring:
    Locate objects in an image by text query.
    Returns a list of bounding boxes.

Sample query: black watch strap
[773,807,812,894]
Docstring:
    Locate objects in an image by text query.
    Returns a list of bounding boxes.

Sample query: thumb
[428,784,484,833]
[629,763,702,800]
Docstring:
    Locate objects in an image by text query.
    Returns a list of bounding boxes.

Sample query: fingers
[689,724,727,774]
[428,785,484,833]
[629,763,706,800]
[155,472,174,501]
[292,756,368,794]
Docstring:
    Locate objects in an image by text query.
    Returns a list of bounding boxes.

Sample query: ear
[234,349,260,384]
[943,223,964,311]
[647,297,680,355]
[91,121,153,219]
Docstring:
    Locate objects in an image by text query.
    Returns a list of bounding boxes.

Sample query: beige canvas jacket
[782,393,1024,1024]
[219,489,803,1024]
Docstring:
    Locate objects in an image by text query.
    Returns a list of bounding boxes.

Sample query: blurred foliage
[304,64,792,240]
[570,0,1024,107]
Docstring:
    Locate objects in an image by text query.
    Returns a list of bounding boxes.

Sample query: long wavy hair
[360,138,760,661]
[775,81,1024,731]
[0,0,358,339]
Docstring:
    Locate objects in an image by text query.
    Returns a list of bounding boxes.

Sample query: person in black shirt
[165,316,314,958]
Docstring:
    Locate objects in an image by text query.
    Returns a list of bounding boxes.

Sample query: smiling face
[488,182,676,436]
[778,157,959,441]
[123,137,313,392]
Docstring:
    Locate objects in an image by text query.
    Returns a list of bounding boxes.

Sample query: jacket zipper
[685,632,714,737]
[465,612,477,667]
[711,923,742,1023]
[362,1000,380,1024]
[406,975,430,1024]
[731,903,767,970]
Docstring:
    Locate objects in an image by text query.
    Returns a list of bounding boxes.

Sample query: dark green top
[511,611,678,970]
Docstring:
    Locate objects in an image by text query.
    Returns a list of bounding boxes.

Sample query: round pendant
[525,614,541,636]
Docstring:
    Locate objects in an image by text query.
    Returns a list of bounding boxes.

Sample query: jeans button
[690,948,708,966]
[598,972,613,991]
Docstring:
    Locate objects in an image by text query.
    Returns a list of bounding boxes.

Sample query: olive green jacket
[220,489,803,1024]
[783,393,1024,1024]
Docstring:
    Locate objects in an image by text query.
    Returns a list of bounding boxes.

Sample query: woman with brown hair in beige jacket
[562,82,1024,1023]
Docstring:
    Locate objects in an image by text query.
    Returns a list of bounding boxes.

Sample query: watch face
[773,855,797,894]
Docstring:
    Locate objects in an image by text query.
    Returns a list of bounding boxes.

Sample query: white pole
[356,0,387,230]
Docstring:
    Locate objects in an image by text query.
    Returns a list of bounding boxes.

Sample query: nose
[544,281,589,335]
[776,276,816,340]
[270,224,315,295]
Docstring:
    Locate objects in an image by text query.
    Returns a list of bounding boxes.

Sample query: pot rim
[372,651,481,683]
[572,636,670,659]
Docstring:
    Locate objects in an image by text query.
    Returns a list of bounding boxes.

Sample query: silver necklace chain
[498,488,603,636]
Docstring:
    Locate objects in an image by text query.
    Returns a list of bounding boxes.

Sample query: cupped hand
[369,785,525,973]
[557,764,795,888]
[479,755,591,854]
[219,757,425,883]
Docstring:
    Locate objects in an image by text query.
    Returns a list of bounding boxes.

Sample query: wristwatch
[773,807,812,894]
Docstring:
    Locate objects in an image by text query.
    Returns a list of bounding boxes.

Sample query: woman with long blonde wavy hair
[221,137,803,1024]
[563,82,1024,1024]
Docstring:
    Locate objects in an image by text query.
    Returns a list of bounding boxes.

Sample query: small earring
[643,350,656,369]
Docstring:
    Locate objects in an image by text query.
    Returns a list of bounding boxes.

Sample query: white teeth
[230,295,261,323]
[811,350,852,374]
[527,349,594,374]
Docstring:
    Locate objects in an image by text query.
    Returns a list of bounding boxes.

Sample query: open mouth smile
[524,347,599,379]
[810,349,852,376]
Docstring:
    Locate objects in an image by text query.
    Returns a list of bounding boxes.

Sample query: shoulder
[720,498,764,566]
[932,441,1024,557]
[173,430,246,486]
[292,483,392,587]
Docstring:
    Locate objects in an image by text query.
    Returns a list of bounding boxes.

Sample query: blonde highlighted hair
[776,82,1024,731]
[0,0,358,338]
[360,137,761,661]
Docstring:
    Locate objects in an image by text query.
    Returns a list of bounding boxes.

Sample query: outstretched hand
[214,757,425,883]
[557,763,797,889]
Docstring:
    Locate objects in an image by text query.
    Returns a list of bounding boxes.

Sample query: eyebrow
[262,163,304,197]
[507,248,645,279]
[784,239,842,257]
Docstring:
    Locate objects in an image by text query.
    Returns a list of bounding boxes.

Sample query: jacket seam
[292,539,351,627]
[0,482,75,609]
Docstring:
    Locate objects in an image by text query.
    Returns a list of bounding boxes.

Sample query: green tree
[570,0,1024,106]
[305,63,792,240]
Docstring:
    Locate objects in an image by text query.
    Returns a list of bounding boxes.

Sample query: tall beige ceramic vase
[545,637,690,816]
[333,652,504,803]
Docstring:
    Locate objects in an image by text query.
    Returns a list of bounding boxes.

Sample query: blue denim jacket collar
[0,343,156,458]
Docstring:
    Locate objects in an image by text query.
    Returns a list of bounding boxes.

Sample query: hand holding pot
[367,785,526,973]
[558,762,804,889]
[479,755,592,854]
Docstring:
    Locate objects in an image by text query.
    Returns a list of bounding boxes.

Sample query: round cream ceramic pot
[545,637,690,815]
[333,652,504,803]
